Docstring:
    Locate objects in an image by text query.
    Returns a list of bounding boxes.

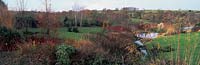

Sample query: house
[136,32,159,39]
[122,7,139,11]
[181,26,194,33]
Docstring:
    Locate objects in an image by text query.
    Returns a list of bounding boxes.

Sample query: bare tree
[16,0,29,31]
[43,0,51,34]
[71,3,84,32]
[17,0,26,12]
[38,0,60,35]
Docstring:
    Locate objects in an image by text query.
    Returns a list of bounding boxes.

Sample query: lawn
[19,27,103,40]
[57,27,103,40]
[147,32,200,64]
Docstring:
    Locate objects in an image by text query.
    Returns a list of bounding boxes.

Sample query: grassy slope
[147,32,200,64]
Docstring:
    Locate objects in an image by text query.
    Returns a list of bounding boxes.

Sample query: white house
[136,33,159,39]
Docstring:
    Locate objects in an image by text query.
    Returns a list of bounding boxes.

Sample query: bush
[0,44,56,65]
[68,27,72,32]
[0,26,24,51]
[66,33,139,65]
[83,32,141,65]
[72,27,79,33]
[14,12,38,29]
[195,23,200,27]
[55,44,76,65]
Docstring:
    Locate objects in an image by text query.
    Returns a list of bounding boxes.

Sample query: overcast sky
[2,0,200,11]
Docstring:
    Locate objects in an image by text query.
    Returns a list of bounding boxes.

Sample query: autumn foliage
[0,1,13,29]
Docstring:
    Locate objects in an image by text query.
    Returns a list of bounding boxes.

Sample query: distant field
[147,32,200,64]
[19,27,103,40]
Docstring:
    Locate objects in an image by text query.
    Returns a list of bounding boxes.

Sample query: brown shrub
[88,32,141,61]
[65,39,97,56]
[14,43,56,65]
[63,32,148,64]
[0,43,56,65]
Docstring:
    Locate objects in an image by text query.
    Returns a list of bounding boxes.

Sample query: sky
[2,0,200,11]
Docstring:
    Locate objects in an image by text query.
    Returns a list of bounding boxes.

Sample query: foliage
[63,16,102,28]
[65,39,113,65]
[195,23,200,27]
[36,13,61,35]
[82,32,141,65]
[0,0,13,29]
[14,12,38,29]
[63,32,144,65]
[55,44,76,65]
[0,43,56,65]
[0,26,23,51]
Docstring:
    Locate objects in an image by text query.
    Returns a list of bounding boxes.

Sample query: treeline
[1,0,200,30]
[6,9,130,29]
[140,10,200,24]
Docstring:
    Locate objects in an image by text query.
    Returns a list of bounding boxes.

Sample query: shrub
[84,32,141,64]
[55,44,76,65]
[14,12,38,29]
[0,43,56,65]
[195,23,200,27]
[0,26,23,51]
[66,33,170,65]
[72,27,79,33]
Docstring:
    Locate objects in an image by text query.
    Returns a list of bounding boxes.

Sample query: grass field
[57,27,102,40]
[147,32,200,64]
[19,27,103,40]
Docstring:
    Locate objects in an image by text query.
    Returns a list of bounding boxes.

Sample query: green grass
[57,27,102,40]
[19,27,103,40]
[147,32,200,65]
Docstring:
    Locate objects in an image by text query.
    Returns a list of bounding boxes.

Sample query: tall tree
[0,0,6,7]
[0,0,7,25]
[16,0,29,31]
[43,0,51,34]
[37,0,61,35]
[0,0,13,29]
[71,3,84,33]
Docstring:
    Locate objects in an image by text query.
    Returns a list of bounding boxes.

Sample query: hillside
[147,32,200,65]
